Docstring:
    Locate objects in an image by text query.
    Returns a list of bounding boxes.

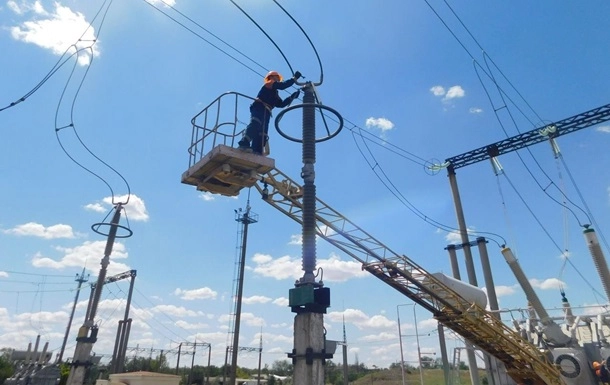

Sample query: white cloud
[0,272,8,278]
[9,2,99,66]
[199,192,216,201]
[530,278,565,290]
[469,107,483,114]
[31,240,130,275]
[444,227,475,244]
[288,234,302,245]
[174,287,218,300]
[242,295,272,305]
[84,203,105,213]
[174,320,209,330]
[418,317,438,330]
[490,285,517,297]
[596,125,610,133]
[430,85,465,102]
[3,222,75,239]
[250,252,368,282]
[359,332,396,342]
[151,304,202,317]
[7,0,46,16]
[85,194,149,222]
[273,297,289,307]
[445,86,465,99]
[430,86,445,96]
[328,309,395,330]
[365,117,395,133]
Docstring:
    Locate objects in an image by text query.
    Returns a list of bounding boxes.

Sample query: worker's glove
[291,90,300,100]
[293,71,302,80]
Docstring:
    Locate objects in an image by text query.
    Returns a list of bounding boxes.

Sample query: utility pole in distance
[58,268,89,363]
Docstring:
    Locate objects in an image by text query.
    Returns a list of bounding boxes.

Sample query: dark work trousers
[244,105,271,154]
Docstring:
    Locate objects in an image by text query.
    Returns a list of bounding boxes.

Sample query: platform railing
[187,92,256,168]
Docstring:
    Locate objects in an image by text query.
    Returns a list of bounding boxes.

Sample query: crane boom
[445,102,610,170]
[256,167,563,385]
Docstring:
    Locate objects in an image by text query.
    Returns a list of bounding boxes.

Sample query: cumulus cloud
[174,287,218,300]
[359,332,396,342]
[3,222,75,239]
[530,278,565,290]
[489,285,518,297]
[174,320,209,330]
[445,86,465,99]
[469,107,483,114]
[288,234,302,245]
[430,86,445,96]
[273,297,289,307]
[0,271,8,278]
[151,304,202,317]
[199,193,216,201]
[430,85,466,102]
[250,252,368,282]
[9,1,99,66]
[444,227,475,244]
[242,295,272,305]
[365,117,395,133]
[328,308,395,330]
[85,194,149,222]
[31,240,129,275]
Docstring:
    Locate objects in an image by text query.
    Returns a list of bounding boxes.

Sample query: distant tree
[57,363,71,385]
[123,353,169,373]
[420,356,435,369]
[270,360,292,376]
[324,360,340,385]
[0,351,14,385]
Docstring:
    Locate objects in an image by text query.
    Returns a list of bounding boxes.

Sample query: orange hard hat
[264,70,283,82]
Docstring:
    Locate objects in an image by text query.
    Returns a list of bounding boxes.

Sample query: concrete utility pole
[58,268,89,363]
[67,204,128,385]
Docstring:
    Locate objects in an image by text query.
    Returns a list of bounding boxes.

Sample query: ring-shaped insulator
[91,222,133,238]
[275,103,344,143]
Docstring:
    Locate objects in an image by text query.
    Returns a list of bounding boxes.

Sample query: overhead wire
[141,0,266,78]
[133,287,196,340]
[272,0,323,84]
[352,124,507,248]
[474,59,590,228]
[228,0,294,76]
[53,0,132,206]
[498,168,606,301]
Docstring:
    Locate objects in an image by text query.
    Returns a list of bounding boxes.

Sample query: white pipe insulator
[584,228,610,303]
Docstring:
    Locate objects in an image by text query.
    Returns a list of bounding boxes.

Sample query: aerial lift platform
[180,92,274,196]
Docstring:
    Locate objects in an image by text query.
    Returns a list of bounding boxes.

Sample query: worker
[238,70,302,155]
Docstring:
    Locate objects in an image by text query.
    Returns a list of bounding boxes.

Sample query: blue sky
[1,0,610,371]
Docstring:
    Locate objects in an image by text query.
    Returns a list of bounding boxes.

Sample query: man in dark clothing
[238,70,302,155]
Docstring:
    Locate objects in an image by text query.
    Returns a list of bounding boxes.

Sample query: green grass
[350,367,487,385]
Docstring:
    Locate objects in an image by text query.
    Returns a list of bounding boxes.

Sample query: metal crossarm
[256,167,564,385]
[445,103,610,170]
